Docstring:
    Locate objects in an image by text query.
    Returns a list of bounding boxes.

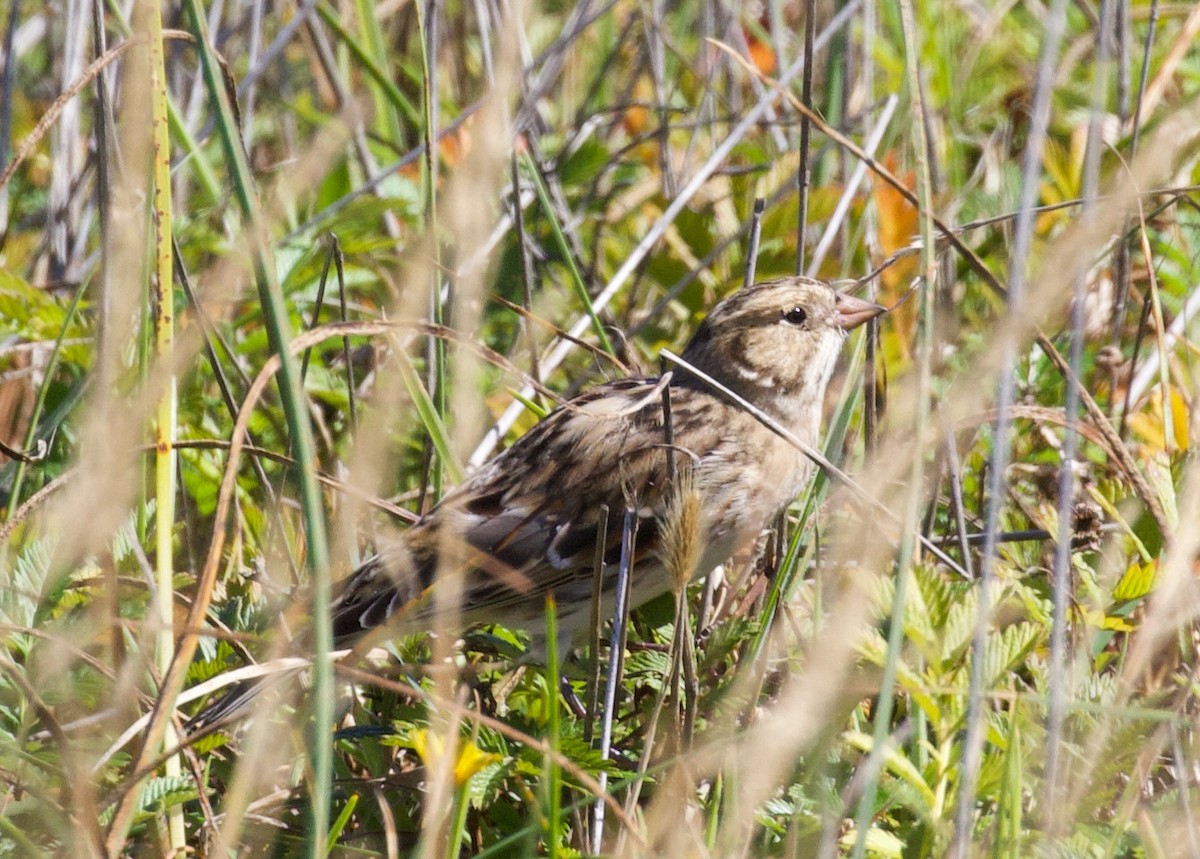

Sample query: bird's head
[678,277,885,426]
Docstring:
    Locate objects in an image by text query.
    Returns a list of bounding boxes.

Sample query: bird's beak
[834,292,887,330]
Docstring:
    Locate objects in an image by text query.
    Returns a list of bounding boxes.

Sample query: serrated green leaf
[1111,561,1156,602]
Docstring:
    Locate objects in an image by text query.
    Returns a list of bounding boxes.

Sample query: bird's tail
[186,547,421,734]
[185,660,310,735]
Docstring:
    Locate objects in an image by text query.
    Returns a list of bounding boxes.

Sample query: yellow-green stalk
[146,2,184,852]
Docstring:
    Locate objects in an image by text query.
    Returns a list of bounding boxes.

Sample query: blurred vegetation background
[1,0,1199,855]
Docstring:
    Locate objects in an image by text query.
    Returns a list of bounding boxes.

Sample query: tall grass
[1,0,1199,855]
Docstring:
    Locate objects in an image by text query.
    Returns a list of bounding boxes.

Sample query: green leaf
[1111,561,1156,602]
[843,730,937,813]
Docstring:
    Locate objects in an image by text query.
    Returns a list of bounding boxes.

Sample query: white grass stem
[591,506,636,854]
[805,94,898,278]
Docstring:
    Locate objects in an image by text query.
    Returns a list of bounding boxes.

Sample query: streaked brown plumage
[330,277,881,643]
[191,276,883,727]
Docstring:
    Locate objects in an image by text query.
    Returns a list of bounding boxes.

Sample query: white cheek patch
[735,364,762,382]
[816,335,841,368]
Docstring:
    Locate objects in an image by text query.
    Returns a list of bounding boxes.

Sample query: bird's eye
[783,306,808,325]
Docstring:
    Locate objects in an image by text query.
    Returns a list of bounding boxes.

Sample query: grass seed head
[661,466,702,594]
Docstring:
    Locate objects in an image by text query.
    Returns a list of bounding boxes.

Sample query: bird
[189,276,884,729]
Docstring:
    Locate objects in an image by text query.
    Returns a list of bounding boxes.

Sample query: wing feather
[331,376,718,641]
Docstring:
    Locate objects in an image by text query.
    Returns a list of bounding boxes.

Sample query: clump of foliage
[1,0,1199,855]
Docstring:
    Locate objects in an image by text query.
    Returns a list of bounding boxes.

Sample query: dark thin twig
[510,154,544,407]
[743,197,765,290]
[300,239,337,383]
[928,527,1115,547]
[943,429,976,578]
[90,0,112,385]
[1115,0,1160,435]
[853,183,1199,281]
[331,236,356,431]
[173,241,304,589]
[1119,288,1155,440]
[584,505,609,747]
[173,242,273,499]
[179,718,220,835]
[862,296,880,455]
[173,240,253,387]
[0,438,49,464]
[921,455,944,540]
[660,357,676,486]
[1116,0,1130,122]
[1128,0,1158,157]
[1109,0,1135,347]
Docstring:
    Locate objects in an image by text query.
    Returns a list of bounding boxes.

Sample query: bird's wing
[330,377,702,644]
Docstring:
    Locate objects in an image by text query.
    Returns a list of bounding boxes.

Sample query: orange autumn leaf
[873,151,919,359]
[621,76,656,139]
[744,29,777,75]
[398,120,473,181]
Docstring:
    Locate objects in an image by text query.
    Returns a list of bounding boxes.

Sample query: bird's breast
[692,432,811,562]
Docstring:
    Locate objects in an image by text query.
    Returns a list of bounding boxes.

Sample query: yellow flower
[410,728,500,787]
